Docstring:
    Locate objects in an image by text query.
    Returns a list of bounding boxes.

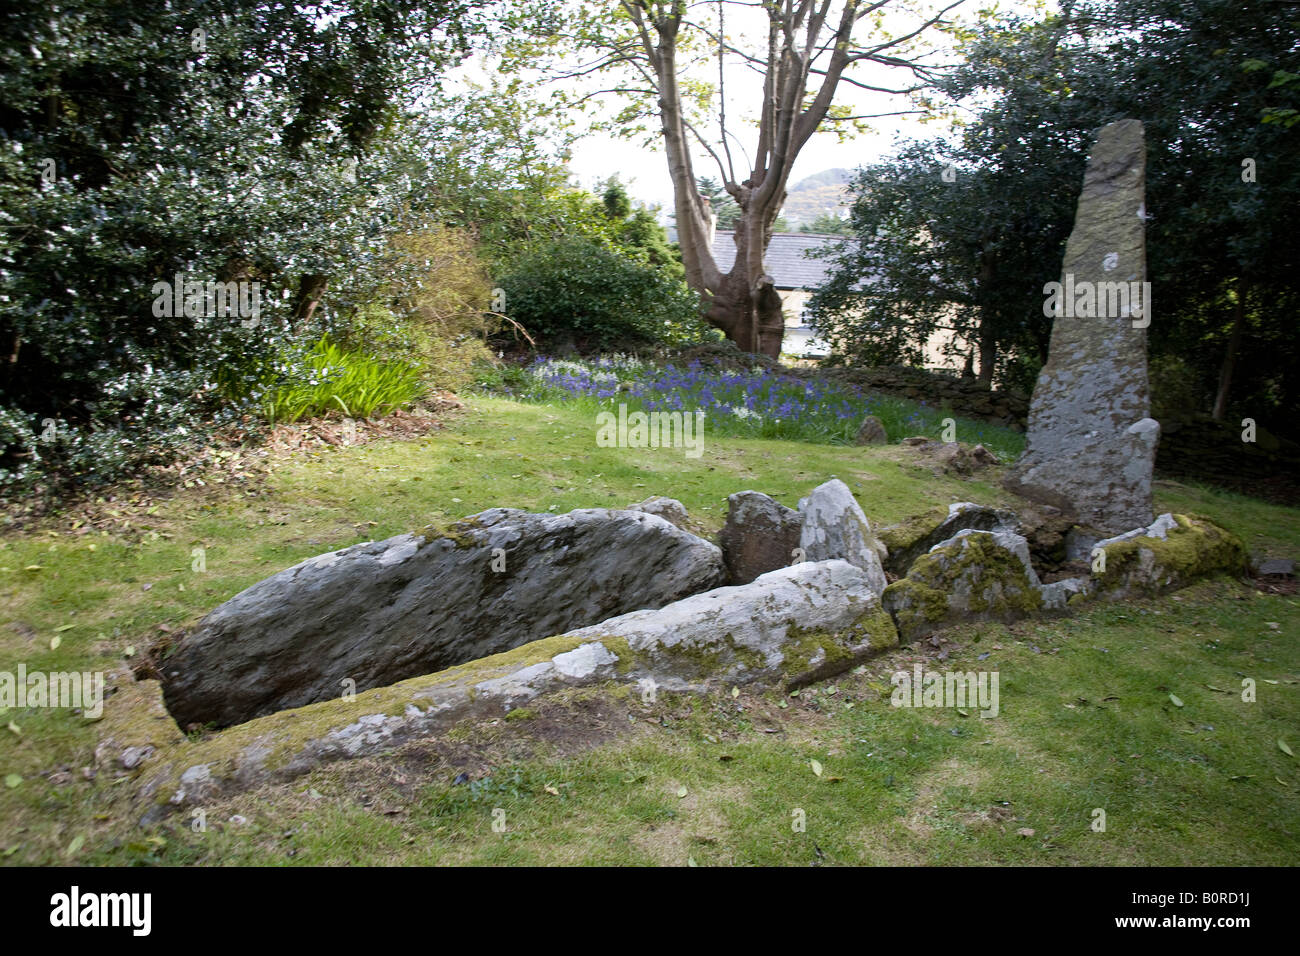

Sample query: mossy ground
[1,396,1297,865]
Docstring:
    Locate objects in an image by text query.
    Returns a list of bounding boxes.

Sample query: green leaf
[65,835,84,858]
[1169,693,1183,708]
[1280,739,1294,758]
[810,759,823,777]
[676,785,688,798]
[3,774,21,789]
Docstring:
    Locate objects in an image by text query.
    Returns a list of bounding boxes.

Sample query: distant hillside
[781,168,852,227]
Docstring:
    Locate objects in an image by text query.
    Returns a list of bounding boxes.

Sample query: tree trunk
[977,252,997,383]
[292,274,329,329]
[622,0,860,359]
[978,318,997,385]
[1211,278,1248,421]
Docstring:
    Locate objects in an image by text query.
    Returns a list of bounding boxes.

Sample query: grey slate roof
[710,232,848,291]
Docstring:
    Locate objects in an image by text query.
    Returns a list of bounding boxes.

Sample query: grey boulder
[627,496,691,530]
[797,479,888,596]
[159,507,725,729]
[879,501,1020,576]
[854,415,888,445]
[718,490,804,584]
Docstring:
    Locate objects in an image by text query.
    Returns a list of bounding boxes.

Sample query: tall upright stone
[1004,119,1159,534]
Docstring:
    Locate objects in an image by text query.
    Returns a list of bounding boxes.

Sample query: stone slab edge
[132,560,895,823]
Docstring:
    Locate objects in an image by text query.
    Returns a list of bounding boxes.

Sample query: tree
[512,0,962,358]
[813,0,1300,421]
[808,137,1080,384]
[947,0,1300,423]
[798,213,854,236]
[0,0,484,491]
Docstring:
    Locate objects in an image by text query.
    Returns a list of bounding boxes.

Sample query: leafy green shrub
[0,366,218,500]
[469,358,531,394]
[343,227,497,392]
[257,338,425,424]
[497,237,712,352]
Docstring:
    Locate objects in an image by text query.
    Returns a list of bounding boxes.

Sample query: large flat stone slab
[135,560,896,819]
[159,508,725,729]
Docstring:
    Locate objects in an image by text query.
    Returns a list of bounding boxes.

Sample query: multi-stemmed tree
[507,0,962,357]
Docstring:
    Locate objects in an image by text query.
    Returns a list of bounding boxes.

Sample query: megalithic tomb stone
[1004,118,1160,534]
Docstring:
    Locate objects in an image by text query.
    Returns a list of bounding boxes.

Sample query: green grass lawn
[1,395,1297,865]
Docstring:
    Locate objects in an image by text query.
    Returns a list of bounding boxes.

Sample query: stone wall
[1156,416,1300,504]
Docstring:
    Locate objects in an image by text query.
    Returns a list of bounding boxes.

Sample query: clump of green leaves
[258,338,425,424]
[342,226,498,392]
[498,237,711,352]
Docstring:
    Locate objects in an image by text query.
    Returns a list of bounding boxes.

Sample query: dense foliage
[0,0,482,494]
[809,0,1300,425]
[492,179,712,353]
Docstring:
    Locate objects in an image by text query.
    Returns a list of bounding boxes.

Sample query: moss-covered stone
[881,578,950,641]
[882,531,1042,641]
[781,607,897,688]
[877,506,949,556]
[1091,513,1247,598]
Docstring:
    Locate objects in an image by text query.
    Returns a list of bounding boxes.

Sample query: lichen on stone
[1090,513,1247,597]
[883,531,1042,641]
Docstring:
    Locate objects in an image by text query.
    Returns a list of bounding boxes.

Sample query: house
[709,231,841,358]
[706,229,969,368]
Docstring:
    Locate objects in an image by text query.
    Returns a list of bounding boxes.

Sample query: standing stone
[159,508,725,729]
[718,491,804,584]
[1004,119,1159,534]
[797,479,888,596]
